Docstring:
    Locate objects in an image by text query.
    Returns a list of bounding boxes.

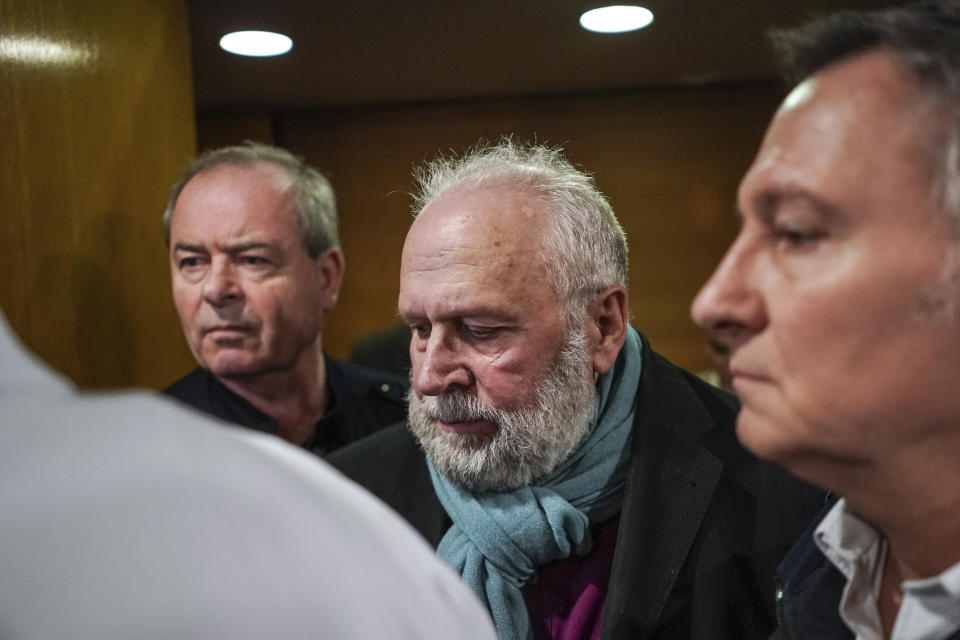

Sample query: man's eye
[411,324,430,340]
[775,228,823,248]
[464,325,498,339]
[239,256,268,266]
[178,257,204,269]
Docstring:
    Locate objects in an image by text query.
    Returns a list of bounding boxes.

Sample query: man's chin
[734,408,810,468]
[202,354,263,379]
[422,421,496,452]
[413,425,545,492]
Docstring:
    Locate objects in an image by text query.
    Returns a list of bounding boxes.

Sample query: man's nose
[202,259,243,307]
[690,231,766,350]
[413,329,473,396]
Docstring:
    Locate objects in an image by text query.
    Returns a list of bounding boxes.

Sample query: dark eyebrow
[220,241,271,253]
[172,241,272,254]
[397,306,519,325]
[173,242,207,254]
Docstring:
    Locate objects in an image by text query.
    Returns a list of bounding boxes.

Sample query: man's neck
[830,439,960,634]
[217,345,328,446]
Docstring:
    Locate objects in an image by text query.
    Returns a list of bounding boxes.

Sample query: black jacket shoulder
[327,424,449,544]
[162,367,270,430]
[319,355,408,451]
[162,357,408,455]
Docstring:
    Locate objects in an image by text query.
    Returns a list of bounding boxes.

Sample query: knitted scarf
[428,326,643,640]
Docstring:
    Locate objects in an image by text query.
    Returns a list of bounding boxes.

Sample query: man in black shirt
[162,143,404,455]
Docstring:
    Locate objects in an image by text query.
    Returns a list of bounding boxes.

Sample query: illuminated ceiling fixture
[219,30,293,57]
[579,5,654,34]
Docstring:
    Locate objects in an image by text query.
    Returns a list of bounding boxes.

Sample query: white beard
[407,325,596,492]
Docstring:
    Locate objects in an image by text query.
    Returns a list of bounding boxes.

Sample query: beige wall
[261,85,781,372]
[1,0,197,389]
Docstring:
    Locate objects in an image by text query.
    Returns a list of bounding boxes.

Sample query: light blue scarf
[428,326,643,640]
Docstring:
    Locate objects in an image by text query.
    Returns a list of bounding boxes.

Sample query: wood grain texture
[1,0,197,389]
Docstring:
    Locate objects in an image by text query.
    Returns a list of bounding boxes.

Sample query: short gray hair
[162,142,338,258]
[771,0,960,224]
[412,139,628,321]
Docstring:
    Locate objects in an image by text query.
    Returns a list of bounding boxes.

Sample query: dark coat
[329,336,825,640]
[163,354,407,456]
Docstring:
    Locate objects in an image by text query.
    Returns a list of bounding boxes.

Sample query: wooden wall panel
[277,86,781,372]
[1,0,197,389]
[196,110,275,151]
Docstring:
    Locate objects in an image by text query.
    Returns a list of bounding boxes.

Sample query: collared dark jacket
[163,354,406,456]
[770,510,960,640]
[328,333,825,640]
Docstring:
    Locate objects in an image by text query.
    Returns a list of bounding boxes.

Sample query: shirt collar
[814,498,960,640]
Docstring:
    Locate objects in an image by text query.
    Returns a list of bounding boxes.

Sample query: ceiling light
[579,6,654,34]
[219,30,292,57]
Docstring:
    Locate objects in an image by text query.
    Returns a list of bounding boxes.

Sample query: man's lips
[729,368,771,388]
[438,419,498,438]
[202,325,253,336]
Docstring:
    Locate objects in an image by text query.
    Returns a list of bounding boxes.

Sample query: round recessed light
[579,5,654,34]
[219,30,292,57]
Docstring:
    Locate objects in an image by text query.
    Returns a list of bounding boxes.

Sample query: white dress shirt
[815,498,960,640]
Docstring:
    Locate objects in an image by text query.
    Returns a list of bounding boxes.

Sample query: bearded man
[329,139,824,640]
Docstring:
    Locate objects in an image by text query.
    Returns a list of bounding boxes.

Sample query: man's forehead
[771,50,926,144]
[195,160,290,186]
[177,162,293,214]
[175,162,296,221]
[408,183,547,255]
[746,49,937,207]
[400,186,559,315]
[400,237,538,291]
[402,225,547,288]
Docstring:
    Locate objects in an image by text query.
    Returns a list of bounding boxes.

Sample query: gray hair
[162,142,338,258]
[771,0,960,223]
[412,139,628,322]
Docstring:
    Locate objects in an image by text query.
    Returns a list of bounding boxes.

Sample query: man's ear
[588,285,628,376]
[315,247,345,312]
